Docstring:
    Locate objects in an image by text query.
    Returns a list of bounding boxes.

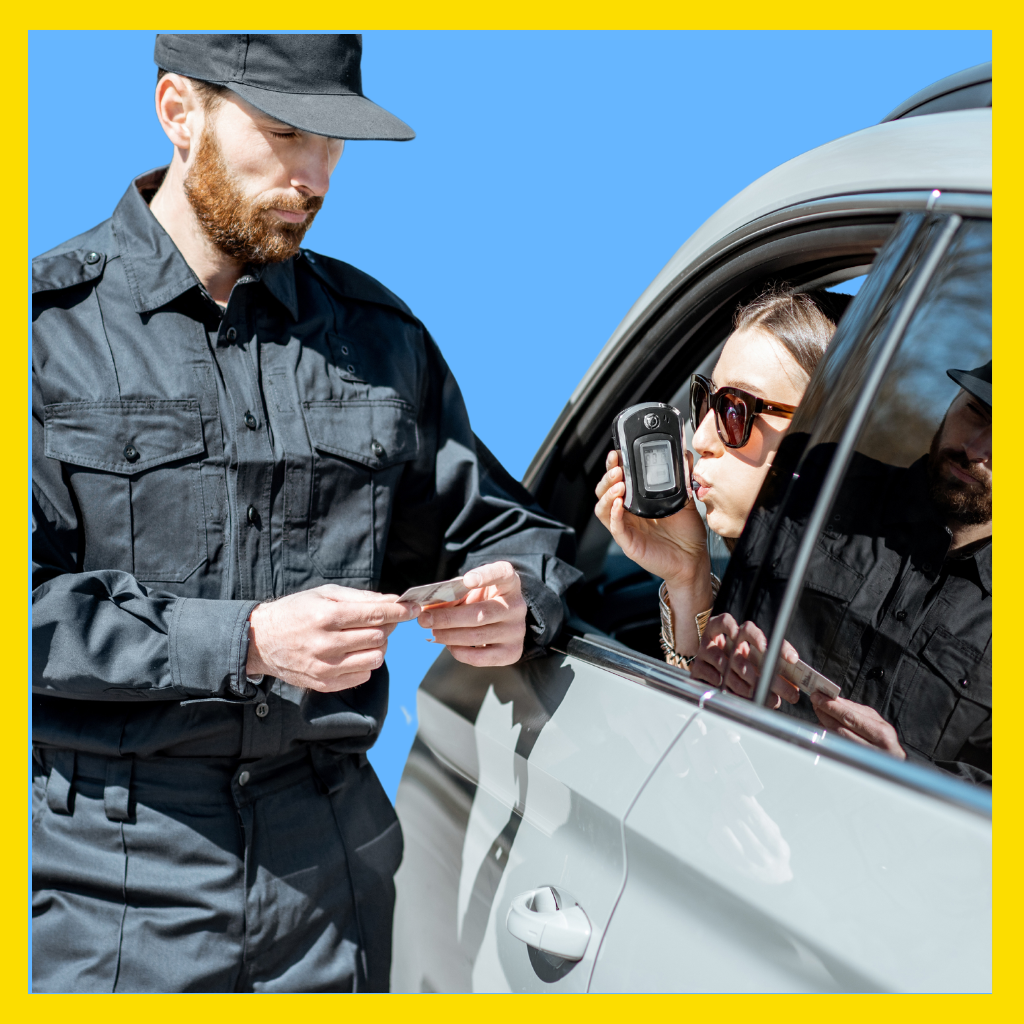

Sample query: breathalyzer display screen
[639,440,676,492]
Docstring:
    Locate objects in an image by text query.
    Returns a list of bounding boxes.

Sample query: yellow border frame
[12,8,1011,1016]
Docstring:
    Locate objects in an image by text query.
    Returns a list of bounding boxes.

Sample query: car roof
[571,107,991,405]
[881,62,991,122]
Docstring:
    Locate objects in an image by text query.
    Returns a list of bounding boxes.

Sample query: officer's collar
[112,168,299,320]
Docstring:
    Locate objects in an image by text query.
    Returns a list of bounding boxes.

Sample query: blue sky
[29,30,991,798]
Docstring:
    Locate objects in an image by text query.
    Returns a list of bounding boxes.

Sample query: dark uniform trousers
[32,745,402,992]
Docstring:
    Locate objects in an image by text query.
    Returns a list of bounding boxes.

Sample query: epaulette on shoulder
[299,250,417,321]
[32,249,108,295]
[32,220,115,296]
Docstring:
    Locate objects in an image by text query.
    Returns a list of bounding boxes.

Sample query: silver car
[391,63,992,994]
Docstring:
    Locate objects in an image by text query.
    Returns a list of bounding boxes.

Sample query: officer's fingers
[811,703,843,732]
[606,449,620,471]
[463,561,519,595]
[304,670,374,693]
[326,598,418,630]
[833,726,874,748]
[429,619,525,647]
[421,593,524,629]
[332,644,388,673]
[448,641,523,667]
[316,627,392,657]
[809,693,864,731]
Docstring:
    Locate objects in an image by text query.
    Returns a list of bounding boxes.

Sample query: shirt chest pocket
[44,400,208,583]
[898,625,991,761]
[302,399,419,579]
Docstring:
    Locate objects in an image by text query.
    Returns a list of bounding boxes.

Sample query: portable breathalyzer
[611,402,692,518]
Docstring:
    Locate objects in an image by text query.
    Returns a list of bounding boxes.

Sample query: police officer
[32,34,580,992]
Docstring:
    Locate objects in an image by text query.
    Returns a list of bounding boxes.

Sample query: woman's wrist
[663,552,714,607]
[663,586,715,659]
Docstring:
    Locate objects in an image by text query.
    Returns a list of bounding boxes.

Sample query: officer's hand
[809,693,906,759]
[688,613,800,709]
[247,585,420,692]
[416,561,527,667]
[595,450,710,589]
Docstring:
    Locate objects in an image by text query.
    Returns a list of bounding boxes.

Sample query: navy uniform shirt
[32,169,581,761]
[719,443,991,783]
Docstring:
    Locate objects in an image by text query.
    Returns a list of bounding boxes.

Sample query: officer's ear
[155,72,202,155]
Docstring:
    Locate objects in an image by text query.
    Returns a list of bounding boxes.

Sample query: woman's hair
[733,288,836,381]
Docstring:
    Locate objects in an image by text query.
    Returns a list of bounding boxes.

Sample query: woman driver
[594,289,835,706]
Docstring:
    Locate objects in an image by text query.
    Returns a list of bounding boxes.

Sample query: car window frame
[551,200,991,820]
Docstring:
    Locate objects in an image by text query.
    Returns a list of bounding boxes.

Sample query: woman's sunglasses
[689,373,798,449]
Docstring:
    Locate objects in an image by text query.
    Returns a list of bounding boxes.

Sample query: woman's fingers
[595,465,624,500]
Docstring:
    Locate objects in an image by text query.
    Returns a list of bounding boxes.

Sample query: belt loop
[104,756,133,822]
[45,749,76,814]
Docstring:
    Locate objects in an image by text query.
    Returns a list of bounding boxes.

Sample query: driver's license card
[777,658,841,699]
[398,576,470,610]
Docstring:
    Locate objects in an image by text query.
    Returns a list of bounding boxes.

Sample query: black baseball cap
[947,361,992,409]
[153,33,415,141]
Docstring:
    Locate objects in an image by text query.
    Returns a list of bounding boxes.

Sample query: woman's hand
[689,613,801,709]
[594,449,709,588]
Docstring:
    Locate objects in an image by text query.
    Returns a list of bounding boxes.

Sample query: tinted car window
[718,216,991,780]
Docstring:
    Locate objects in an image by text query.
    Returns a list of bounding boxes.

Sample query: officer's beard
[926,418,992,527]
[183,125,323,265]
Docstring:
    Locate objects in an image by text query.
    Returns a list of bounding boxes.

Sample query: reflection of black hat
[154,34,415,141]
[947,361,992,408]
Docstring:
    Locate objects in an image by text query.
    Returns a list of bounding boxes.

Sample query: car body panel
[391,649,696,992]
[591,709,991,992]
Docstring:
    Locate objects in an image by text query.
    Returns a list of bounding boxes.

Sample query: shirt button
[244,411,258,430]
[247,504,259,526]
[225,327,238,342]
[371,441,385,458]
[123,444,140,462]
[922,563,933,574]
[895,609,907,622]
[238,770,251,787]
[84,251,101,265]
[255,702,270,719]
[959,677,970,688]
[867,667,885,681]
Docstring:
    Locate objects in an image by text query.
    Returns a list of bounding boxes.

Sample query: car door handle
[506,886,592,961]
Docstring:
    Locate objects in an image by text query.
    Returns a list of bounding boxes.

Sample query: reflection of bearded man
[184,126,323,264]
[927,413,992,526]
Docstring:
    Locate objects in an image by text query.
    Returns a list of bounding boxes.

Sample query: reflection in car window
[718,216,991,784]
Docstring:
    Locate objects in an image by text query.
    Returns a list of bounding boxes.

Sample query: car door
[390,191,990,993]
[590,209,992,992]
